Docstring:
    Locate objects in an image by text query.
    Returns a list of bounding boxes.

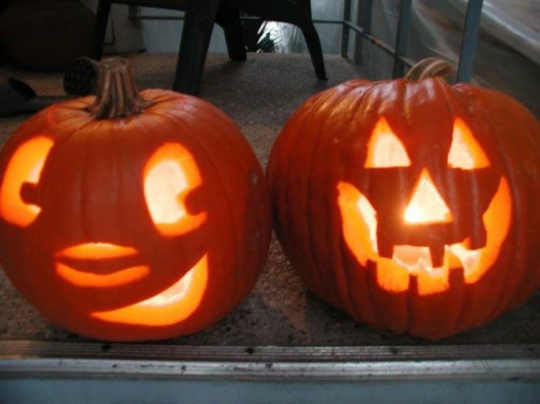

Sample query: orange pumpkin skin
[0,89,271,341]
[267,76,540,340]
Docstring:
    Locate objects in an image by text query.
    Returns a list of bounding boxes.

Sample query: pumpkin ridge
[451,87,511,327]
[407,78,467,337]
[344,84,393,326]
[436,79,472,337]
[325,80,380,319]
[377,79,415,332]
[434,78,464,265]
[308,89,360,317]
[55,121,92,243]
[160,95,234,136]
[388,79,422,333]
[154,104,250,316]
[80,122,113,244]
[51,102,97,132]
[194,105,270,309]
[178,106,248,309]
[274,91,328,294]
[296,88,348,297]
[305,92,334,298]
[331,93,366,322]
[109,115,153,246]
[458,86,538,320]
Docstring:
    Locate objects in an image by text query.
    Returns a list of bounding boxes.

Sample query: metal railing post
[353,0,374,65]
[456,0,484,82]
[392,0,412,78]
[341,0,353,57]
[362,0,373,35]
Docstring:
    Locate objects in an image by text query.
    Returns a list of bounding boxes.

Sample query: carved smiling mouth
[91,254,209,326]
[55,243,150,287]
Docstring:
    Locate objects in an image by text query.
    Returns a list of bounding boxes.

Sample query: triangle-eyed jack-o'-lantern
[267,59,540,340]
[0,59,271,341]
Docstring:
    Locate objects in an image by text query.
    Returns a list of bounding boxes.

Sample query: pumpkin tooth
[449,243,482,275]
[429,243,445,268]
[469,225,487,250]
[376,231,393,258]
[392,245,433,274]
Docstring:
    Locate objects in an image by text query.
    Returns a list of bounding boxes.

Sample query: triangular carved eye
[448,118,490,169]
[365,117,411,168]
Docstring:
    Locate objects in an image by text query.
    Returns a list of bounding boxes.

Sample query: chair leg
[300,22,327,80]
[216,5,247,61]
[173,0,221,95]
[93,1,112,60]
[228,0,327,80]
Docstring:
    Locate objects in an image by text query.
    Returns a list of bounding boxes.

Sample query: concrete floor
[0,53,538,346]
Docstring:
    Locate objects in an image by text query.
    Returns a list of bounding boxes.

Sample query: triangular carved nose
[404,169,452,224]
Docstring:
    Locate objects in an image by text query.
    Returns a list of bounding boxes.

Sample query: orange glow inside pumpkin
[0,136,53,227]
[365,118,411,168]
[55,243,149,287]
[144,143,207,236]
[91,253,208,326]
[337,117,512,295]
[403,169,452,225]
[448,118,490,169]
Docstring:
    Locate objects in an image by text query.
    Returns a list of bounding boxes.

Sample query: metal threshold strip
[1,341,539,382]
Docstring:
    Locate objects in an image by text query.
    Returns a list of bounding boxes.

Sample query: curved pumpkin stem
[405,57,454,82]
[87,58,154,119]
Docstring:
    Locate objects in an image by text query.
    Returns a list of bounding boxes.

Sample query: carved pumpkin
[267,59,540,340]
[0,59,271,341]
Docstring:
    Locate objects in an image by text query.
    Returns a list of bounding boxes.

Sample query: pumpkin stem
[405,58,454,82]
[87,58,154,119]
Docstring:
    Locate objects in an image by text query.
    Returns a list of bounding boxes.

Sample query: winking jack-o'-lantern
[0,59,271,341]
[267,59,540,340]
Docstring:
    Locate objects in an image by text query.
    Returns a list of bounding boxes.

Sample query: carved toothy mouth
[356,193,483,275]
[337,177,512,294]
[55,243,149,287]
[392,244,481,276]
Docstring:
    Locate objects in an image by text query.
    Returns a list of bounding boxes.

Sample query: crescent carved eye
[0,136,54,227]
[143,143,207,236]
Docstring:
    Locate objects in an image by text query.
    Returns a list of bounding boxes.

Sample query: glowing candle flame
[404,169,452,224]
